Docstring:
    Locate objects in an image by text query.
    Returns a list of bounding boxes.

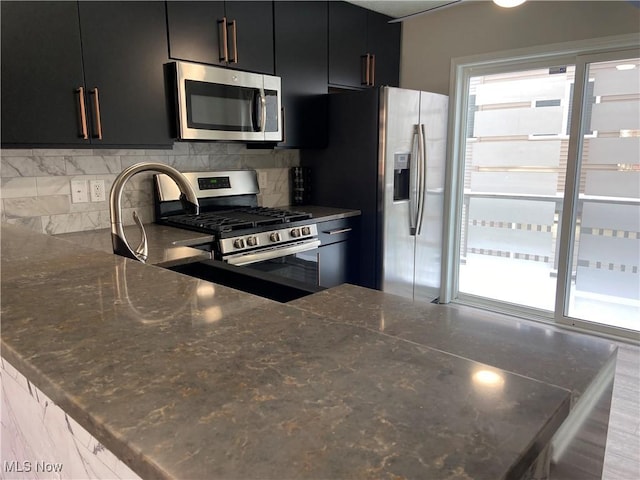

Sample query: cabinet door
[167,1,274,74]
[1,1,87,146]
[274,1,327,148]
[319,242,348,288]
[79,1,172,146]
[225,1,274,74]
[167,1,226,67]
[367,11,401,87]
[328,1,367,88]
[317,218,354,287]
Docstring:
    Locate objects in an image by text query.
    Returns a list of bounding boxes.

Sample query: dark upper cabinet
[1,2,86,146]
[274,1,328,149]
[366,10,401,88]
[166,2,226,67]
[78,2,172,146]
[328,2,367,89]
[1,1,172,147]
[328,1,400,89]
[167,1,274,75]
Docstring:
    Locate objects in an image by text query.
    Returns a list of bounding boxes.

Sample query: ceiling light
[493,0,527,7]
[616,64,637,71]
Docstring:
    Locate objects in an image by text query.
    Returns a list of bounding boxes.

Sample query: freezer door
[381,87,421,299]
[413,91,448,302]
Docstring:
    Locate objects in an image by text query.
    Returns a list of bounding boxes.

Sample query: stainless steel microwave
[170,61,282,143]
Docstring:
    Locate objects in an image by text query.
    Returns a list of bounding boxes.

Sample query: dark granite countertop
[289,284,617,404]
[285,204,362,222]
[0,223,583,479]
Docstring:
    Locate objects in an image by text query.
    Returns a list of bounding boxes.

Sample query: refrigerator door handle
[417,124,427,235]
[409,124,420,236]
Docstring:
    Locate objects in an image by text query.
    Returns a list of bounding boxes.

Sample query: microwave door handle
[251,90,265,132]
[260,91,266,133]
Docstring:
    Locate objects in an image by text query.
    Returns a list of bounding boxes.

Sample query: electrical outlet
[71,180,88,203]
[89,180,106,202]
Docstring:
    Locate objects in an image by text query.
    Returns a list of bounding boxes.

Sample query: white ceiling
[346,0,463,20]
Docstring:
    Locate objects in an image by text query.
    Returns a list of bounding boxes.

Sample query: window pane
[567,57,640,331]
[459,67,575,310]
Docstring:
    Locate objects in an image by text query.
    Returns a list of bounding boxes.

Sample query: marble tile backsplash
[0,143,299,234]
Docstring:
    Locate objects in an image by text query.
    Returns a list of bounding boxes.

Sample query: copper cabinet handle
[91,88,103,140]
[218,16,229,62]
[228,19,238,64]
[77,86,88,139]
[361,54,370,86]
[369,54,375,86]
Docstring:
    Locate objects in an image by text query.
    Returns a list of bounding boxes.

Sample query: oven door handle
[225,239,321,266]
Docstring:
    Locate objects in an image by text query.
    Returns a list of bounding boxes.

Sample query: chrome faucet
[110,162,199,262]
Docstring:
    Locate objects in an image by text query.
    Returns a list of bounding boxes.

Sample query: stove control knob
[290,228,301,238]
[269,232,281,242]
[301,226,311,236]
[246,236,258,247]
[233,238,245,249]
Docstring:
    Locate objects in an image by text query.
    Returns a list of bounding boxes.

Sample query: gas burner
[236,207,313,223]
[162,207,313,234]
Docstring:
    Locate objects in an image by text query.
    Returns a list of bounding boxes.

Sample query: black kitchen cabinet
[317,217,355,287]
[366,10,401,88]
[328,1,400,89]
[274,1,328,149]
[1,2,85,146]
[1,1,172,147]
[167,1,274,75]
[78,2,172,146]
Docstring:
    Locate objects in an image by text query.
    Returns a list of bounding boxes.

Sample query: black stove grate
[161,207,312,234]
[235,207,313,223]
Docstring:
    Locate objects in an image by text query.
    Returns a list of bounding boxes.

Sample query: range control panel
[197,176,231,190]
[219,224,318,255]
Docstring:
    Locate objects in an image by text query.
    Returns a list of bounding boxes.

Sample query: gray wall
[400,1,640,94]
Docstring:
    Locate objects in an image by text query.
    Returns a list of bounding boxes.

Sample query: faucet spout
[110,162,199,262]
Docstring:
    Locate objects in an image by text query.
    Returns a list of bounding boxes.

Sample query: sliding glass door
[562,53,640,332]
[446,43,640,339]
[458,65,574,312]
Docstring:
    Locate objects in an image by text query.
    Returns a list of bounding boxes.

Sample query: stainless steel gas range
[154,170,326,301]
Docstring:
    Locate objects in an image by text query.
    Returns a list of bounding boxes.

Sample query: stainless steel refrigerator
[302,86,448,302]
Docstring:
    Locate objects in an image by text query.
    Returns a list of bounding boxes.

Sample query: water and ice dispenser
[393,153,410,201]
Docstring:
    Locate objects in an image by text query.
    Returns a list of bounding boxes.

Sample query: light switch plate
[71,180,88,203]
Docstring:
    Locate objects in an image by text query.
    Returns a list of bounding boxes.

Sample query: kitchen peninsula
[1,223,616,479]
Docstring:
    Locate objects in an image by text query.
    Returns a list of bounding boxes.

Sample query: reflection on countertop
[0,222,615,480]
[289,284,617,403]
[56,222,213,267]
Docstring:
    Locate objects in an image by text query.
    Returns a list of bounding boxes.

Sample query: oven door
[226,239,321,287]
[224,239,320,266]
[169,240,324,302]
